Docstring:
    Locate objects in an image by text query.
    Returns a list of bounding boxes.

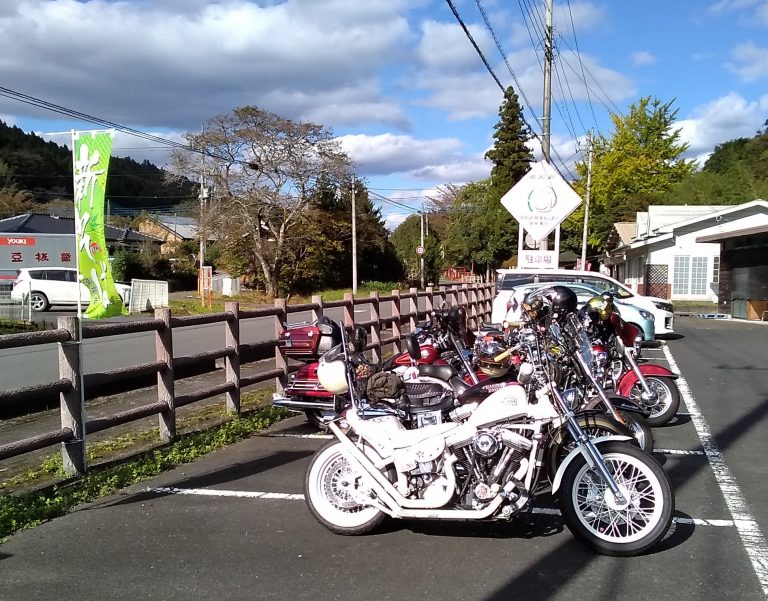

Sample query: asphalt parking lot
[1,318,767,601]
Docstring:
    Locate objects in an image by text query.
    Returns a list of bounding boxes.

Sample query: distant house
[137,215,215,255]
[603,201,768,309]
[0,213,161,274]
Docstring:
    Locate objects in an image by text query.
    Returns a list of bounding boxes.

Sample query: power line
[474,0,539,131]
[566,0,600,134]
[443,0,505,92]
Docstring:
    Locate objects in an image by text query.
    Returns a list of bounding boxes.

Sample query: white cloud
[0,0,413,131]
[676,92,768,162]
[383,212,409,231]
[727,42,768,81]
[631,51,656,67]
[553,2,606,32]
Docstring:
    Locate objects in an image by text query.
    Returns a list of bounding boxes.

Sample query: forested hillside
[0,120,195,216]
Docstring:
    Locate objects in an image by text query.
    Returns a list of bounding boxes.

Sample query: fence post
[425,286,434,316]
[311,294,323,322]
[224,301,240,415]
[409,287,418,332]
[155,308,176,442]
[343,292,355,329]
[468,286,478,329]
[438,285,447,311]
[58,316,86,475]
[459,284,469,310]
[485,284,493,321]
[390,289,401,353]
[274,298,287,394]
[448,285,458,307]
[369,291,381,363]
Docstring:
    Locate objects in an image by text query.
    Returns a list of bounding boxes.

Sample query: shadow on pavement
[93,449,315,509]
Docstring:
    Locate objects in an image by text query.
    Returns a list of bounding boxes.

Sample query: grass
[169,281,402,315]
[0,390,292,541]
[0,319,44,335]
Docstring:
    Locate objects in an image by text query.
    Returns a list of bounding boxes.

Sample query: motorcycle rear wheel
[631,377,681,427]
[304,441,386,535]
[560,441,674,556]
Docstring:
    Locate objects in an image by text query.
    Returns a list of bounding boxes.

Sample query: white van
[490,268,674,336]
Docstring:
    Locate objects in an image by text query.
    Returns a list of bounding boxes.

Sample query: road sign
[416,246,425,255]
[500,160,582,244]
[519,249,558,269]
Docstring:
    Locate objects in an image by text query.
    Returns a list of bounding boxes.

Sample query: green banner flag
[72,130,126,319]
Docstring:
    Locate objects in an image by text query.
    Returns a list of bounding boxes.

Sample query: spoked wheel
[560,441,674,556]
[304,409,336,430]
[304,441,386,535]
[619,412,654,453]
[631,377,681,427]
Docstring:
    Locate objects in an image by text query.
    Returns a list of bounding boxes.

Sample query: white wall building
[603,201,768,303]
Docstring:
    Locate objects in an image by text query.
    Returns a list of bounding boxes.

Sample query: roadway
[1,318,767,600]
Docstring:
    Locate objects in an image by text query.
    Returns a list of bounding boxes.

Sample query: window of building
[673,256,689,295]
[673,255,708,295]
[712,256,720,284]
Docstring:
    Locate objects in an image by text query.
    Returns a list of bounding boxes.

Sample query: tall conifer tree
[485,87,534,195]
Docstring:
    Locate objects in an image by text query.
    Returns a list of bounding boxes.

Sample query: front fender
[551,435,633,494]
[582,393,646,415]
[616,364,678,397]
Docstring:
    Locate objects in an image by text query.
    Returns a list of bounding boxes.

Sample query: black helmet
[352,325,368,353]
[447,306,468,335]
[522,285,577,323]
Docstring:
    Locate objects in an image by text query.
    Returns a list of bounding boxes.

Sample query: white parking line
[663,344,768,595]
[148,486,737,528]
[265,433,333,439]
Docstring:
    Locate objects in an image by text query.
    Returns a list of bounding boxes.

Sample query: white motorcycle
[304,312,674,557]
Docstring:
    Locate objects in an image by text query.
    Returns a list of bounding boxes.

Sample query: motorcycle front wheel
[619,411,654,453]
[560,441,674,556]
[631,377,681,427]
[304,441,386,535]
[546,413,636,482]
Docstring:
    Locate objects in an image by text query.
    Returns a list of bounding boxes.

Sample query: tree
[439,87,534,277]
[390,214,441,285]
[173,106,351,296]
[485,86,534,196]
[443,179,517,278]
[0,160,36,219]
[565,97,696,249]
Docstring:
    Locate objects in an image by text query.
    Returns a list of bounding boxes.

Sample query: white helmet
[317,353,349,394]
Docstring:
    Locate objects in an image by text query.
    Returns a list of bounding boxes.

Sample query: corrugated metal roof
[0,213,161,242]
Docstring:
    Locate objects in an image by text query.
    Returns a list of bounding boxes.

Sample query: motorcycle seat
[418,364,457,381]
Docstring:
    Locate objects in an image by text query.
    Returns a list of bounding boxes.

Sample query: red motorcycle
[588,304,681,427]
[272,311,479,428]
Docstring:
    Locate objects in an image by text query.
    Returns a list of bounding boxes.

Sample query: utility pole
[580,134,594,269]
[538,0,554,253]
[542,0,553,163]
[351,174,358,295]
[420,205,425,289]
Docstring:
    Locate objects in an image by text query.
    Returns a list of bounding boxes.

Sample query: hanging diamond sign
[500,160,583,243]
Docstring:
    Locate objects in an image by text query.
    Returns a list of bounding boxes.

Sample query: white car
[500,282,656,341]
[490,268,674,336]
[11,267,131,312]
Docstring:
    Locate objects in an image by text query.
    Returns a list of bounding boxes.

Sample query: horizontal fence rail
[0,283,495,474]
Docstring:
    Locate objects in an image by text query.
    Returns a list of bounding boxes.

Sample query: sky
[1,0,768,230]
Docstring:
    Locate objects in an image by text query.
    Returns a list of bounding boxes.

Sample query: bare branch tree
[171,106,351,295]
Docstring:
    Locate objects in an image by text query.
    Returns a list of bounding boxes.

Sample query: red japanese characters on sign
[35,252,49,262]
[11,252,23,263]
[60,252,72,262]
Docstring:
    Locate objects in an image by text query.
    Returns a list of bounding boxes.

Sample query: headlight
[639,309,654,321]
[653,301,674,312]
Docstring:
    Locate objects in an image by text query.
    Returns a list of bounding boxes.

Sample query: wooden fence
[0,283,495,475]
